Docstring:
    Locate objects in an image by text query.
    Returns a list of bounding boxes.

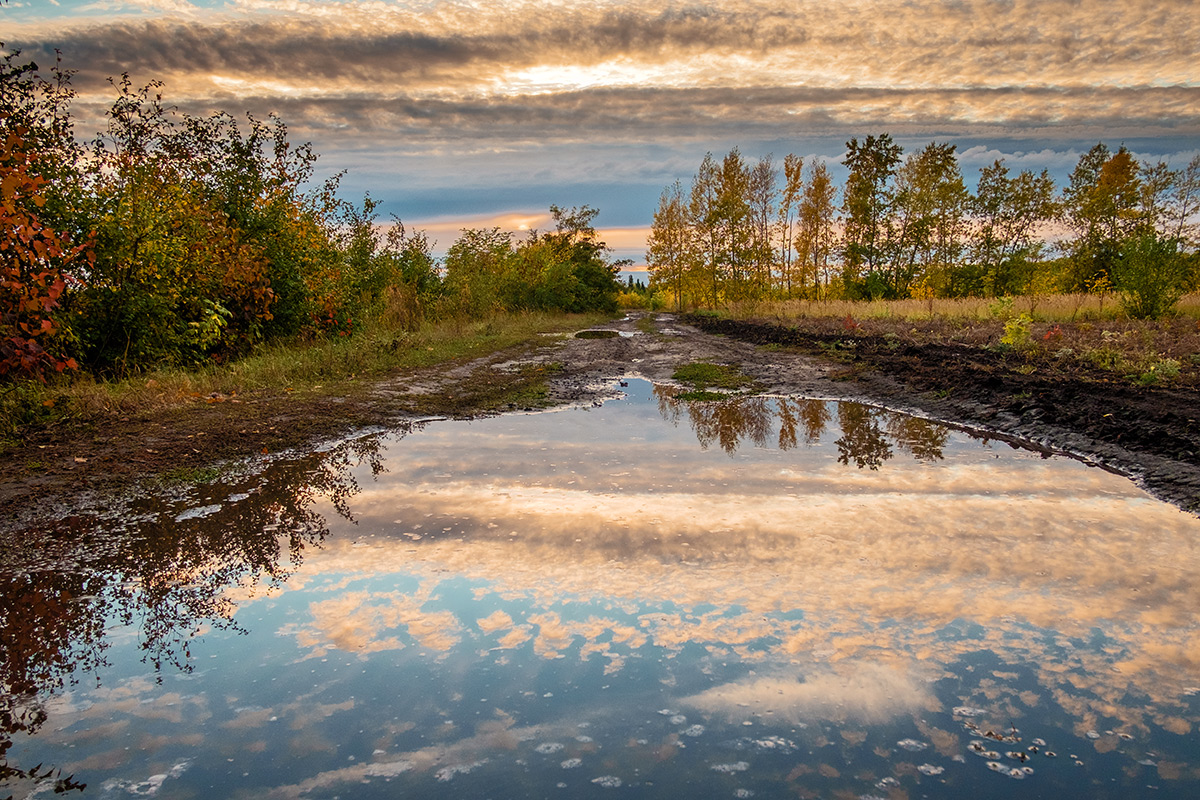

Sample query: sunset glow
[6,0,1197,252]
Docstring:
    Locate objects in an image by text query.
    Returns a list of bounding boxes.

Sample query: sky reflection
[5,380,1200,798]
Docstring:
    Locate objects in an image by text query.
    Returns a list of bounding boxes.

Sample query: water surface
[3,380,1200,799]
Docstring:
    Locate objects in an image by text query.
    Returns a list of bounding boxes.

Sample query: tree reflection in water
[654,386,949,466]
[0,434,387,794]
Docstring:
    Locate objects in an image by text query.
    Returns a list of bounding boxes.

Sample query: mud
[2,311,1197,521]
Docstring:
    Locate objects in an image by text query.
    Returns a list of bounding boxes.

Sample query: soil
[2,310,1198,524]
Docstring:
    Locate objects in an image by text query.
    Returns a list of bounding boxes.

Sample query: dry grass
[729,292,1200,324]
[709,293,1200,389]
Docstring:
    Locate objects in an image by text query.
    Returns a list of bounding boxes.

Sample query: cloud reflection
[682,663,939,724]
[266,394,1200,738]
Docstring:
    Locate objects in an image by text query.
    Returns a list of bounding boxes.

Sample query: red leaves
[0,126,90,381]
[842,314,862,331]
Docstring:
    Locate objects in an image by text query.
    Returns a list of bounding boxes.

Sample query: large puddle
[4,379,1200,798]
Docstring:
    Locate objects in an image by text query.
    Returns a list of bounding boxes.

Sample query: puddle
[3,379,1200,798]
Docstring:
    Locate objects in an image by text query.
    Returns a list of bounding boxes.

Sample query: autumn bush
[0,123,89,381]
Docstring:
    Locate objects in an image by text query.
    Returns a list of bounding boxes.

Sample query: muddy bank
[2,311,1197,522]
[683,313,1200,513]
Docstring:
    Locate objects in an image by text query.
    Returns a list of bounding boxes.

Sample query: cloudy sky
[5,0,1199,262]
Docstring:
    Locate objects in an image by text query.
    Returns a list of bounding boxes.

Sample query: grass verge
[728,292,1200,324]
[1,310,611,445]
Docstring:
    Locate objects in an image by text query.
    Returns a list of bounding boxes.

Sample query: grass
[635,314,658,335]
[671,361,758,400]
[1,310,612,442]
[706,293,1200,389]
[730,292,1200,324]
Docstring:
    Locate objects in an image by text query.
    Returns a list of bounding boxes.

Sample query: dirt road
[3,311,1197,522]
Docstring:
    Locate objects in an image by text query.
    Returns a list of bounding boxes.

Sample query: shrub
[1112,234,1189,319]
[0,125,90,381]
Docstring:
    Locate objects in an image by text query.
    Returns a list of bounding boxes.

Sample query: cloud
[10,0,1195,227]
[681,662,939,724]
[12,1,1197,145]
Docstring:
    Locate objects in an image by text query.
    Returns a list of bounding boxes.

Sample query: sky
[4,0,1199,264]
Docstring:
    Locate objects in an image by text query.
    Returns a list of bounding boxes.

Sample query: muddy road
[3,311,1197,523]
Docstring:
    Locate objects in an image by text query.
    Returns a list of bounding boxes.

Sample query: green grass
[1,310,612,441]
[671,361,757,400]
[635,314,657,335]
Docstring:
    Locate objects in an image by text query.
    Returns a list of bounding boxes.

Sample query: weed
[988,296,1016,320]
[1136,358,1182,386]
[1000,314,1033,350]
[1087,347,1124,370]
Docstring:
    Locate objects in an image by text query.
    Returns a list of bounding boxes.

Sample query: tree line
[647,135,1200,316]
[0,51,622,382]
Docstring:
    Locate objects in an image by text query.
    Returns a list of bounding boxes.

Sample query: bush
[0,125,89,381]
[1112,234,1188,319]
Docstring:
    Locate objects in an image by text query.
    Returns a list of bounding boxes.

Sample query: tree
[689,153,722,308]
[1166,154,1200,248]
[747,155,778,295]
[714,148,753,299]
[970,160,1058,296]
[841,134,902,297]
[889,142,969,297]
[794,161,837,298]
[776,153,804,294]
[0,125,91,380]
[647,180,692,311]
[442,227,513,315]
[1062,143,1144,290]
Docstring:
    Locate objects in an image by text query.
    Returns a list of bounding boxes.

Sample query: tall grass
[1,310,610,439]
[726,293,1200,323]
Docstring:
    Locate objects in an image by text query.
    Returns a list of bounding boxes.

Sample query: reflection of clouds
[286,589,462,657]
[264,713,545,800]
[210,396,1200,741]
[682,663,938,724]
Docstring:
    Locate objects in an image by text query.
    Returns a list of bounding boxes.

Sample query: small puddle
[3,379,1200,798]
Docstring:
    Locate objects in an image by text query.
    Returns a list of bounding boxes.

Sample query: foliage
[443,206,621,317]
[1112,233,1188,319]
[1000,314,1034,350]
[646,137,1197,311]
[0,124,90,380]
[0,48,625,394]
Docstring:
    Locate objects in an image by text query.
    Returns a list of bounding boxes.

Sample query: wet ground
[5,380,1200,798]
[682,314,1200,514]
[2,311,1196,526]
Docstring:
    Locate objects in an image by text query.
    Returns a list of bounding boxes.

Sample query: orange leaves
[0,126,89,381]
